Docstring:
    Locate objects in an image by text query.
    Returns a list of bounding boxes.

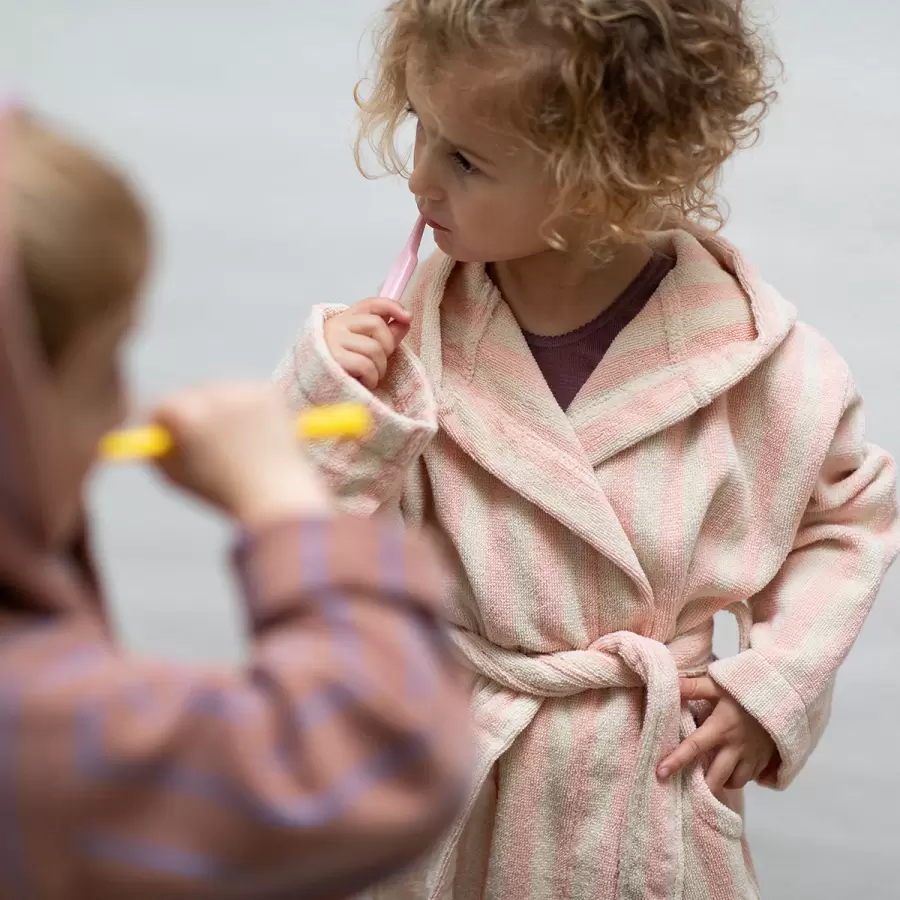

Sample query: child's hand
[153,383,332,526]
[323,298,411,391]
[657,677,776,794]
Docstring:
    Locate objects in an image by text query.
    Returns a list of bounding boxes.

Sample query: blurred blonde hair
[9,113,151,363]
[355,0,780,254]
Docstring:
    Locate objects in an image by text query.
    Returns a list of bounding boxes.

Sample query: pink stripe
[612,279,752,338]
[682,321,757,358]
[532,507,580,647]
[775,550,860,658]
[499,706,551,900]
[688,790,739,899]
[580,343,671,396]
[734,331,810,591]
[653,422,687,638]
[485,476,520,648]
[579,376,690,449]
[594,446,644,634]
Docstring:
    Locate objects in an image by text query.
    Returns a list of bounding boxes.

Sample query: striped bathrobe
[275,228,900,900]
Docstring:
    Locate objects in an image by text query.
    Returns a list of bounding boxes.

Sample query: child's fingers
[333,350,381,391]
[679,676,723,703]
[353,297,411,323]
[657,718,723,779]
[706,746,741,795]
[388,318,411,344]
[725,758,757,790]
[347,314,399,354]
[753,754,775,783]
[340,334,389,381]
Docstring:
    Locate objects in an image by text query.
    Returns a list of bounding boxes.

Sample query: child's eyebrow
[452,141,495,169]
[407,102,496,168]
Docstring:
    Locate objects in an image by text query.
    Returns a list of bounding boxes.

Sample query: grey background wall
[2,2,898,896]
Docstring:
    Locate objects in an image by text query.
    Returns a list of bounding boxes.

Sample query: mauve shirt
[522,252,675,410]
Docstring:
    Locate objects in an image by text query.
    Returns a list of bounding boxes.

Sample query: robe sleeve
[708,379,900,788]
[274,305,437,517]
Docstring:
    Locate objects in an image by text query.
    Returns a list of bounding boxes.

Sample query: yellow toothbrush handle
[99,403,373,462]
[99,425,173,461]
[296,403,372,440]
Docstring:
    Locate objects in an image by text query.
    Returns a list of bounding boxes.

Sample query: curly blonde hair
[354,0,780,251]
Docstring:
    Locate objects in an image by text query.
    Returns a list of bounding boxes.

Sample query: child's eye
[451,151,478,175]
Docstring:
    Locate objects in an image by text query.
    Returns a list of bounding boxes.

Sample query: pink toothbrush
[381,215,426,301]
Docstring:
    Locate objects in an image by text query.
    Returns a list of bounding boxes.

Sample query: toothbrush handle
[381,215,426,301]
[382,257,417,302]
[99,403,373,462]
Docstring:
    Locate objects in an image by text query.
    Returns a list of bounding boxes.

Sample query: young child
[0,105,471,899]
[275,2,900,898]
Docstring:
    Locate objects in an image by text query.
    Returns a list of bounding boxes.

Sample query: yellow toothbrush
[100,402,372,462]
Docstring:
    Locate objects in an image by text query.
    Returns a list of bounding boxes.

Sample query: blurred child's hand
[657,677,776,794]
[153,383,332,526]
[323,298,411,391]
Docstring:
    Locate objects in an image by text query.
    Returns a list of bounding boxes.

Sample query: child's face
[406,59,564,263]
[51,303,136,544]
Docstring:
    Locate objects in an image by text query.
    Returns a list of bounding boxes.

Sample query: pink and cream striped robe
[275,227,900,900]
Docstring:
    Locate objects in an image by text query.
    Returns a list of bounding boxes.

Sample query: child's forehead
[406,55,520,145]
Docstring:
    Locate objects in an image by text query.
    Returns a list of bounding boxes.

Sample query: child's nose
[408,154,443,203]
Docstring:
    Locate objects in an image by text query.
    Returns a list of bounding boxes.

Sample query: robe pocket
[680,709,744,840]
[682,768,759,900]
[685,759,745,839]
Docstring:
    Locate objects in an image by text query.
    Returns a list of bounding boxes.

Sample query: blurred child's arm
[707,380,900,789]
[1,516,469,899]
[274,304,437,517]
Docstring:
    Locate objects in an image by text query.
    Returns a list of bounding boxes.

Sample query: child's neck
[490,242,654,337]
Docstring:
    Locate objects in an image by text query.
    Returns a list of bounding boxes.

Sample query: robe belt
[424,605,753,900]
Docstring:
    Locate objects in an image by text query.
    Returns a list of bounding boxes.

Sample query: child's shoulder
[755,274,852,387]
[705,232,856,411]
[746,286,855,425]
[789,318,851,372]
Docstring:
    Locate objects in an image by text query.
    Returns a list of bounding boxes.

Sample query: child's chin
[433,230,488,264]
[432,229,454,254]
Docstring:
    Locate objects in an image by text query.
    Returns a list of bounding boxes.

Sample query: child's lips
[425,216,450,232]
